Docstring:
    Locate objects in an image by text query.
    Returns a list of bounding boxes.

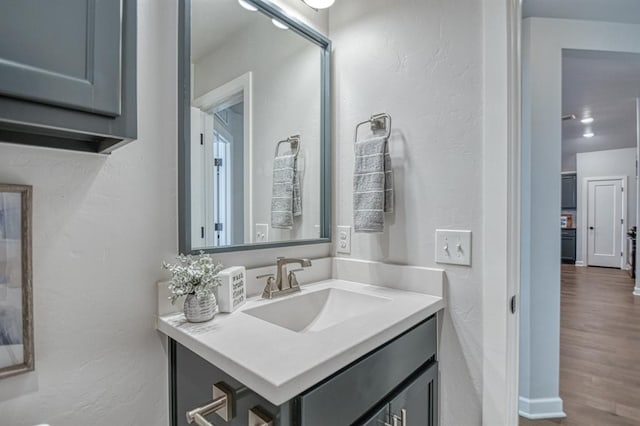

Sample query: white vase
[184,293,217,323]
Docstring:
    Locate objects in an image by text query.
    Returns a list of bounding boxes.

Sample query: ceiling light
[238,0,258,11]
[271,18,289,30]
[581,117,594,124]
[303,0,336,8]
[583,131,595,138]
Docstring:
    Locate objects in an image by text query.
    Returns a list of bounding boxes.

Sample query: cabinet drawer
[298,316,437,426]
[561,229,576,238]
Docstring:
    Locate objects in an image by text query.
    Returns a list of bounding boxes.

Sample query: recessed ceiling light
[303,0,336,8]
[271,18,289,30]
[581,117,594,124]
[583,131,595,138]
[238,0,258,11]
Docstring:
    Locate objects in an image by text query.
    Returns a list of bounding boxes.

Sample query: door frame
[582,176,627,269]
[482,0,522,424]
[192,72,253,243]
[496,6,640,426]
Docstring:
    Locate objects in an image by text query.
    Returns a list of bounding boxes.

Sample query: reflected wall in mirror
[180,0,331,253]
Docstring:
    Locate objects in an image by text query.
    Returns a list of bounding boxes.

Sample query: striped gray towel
[271,152,302,229]
[353,136,393,233]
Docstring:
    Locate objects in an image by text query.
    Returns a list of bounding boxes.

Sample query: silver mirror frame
[178,0,332,254]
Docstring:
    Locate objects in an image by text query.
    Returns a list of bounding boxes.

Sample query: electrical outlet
[435,230,472,266]
[337,225,351,254]
[255,223,268,242]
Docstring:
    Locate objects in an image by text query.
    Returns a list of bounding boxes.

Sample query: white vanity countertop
[157,279,444,406]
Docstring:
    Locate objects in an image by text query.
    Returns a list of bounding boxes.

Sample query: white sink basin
[242,288,391,333]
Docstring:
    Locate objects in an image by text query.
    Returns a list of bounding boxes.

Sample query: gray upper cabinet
[561,174,577,210]
[0,0,137,154]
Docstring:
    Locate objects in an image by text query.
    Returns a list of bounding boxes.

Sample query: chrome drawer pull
[186,382,234,425]
[392,408,407,426]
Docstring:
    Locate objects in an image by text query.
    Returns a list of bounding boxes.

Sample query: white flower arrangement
[163,252,224,304]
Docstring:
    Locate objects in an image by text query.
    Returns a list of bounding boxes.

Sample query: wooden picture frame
[0,184,33,379]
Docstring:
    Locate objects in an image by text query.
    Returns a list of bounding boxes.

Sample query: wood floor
[520,265,640,426]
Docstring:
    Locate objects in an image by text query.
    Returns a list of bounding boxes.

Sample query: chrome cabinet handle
[186,382,233,425]
[188,412,213,426]
[392,408,407,426]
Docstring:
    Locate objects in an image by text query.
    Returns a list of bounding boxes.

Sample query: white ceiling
[523,0,640,25]
[562,49,640,162]
[524,0,640,162]
[191,0,255,61]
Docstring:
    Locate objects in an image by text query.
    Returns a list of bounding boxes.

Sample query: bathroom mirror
[179,0,331,253]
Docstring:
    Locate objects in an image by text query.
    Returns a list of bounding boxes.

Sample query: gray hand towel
[353,136,393,233]
[271,152,302,229]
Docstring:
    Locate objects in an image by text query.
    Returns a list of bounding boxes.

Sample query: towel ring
[275,135,301,157]
[354,113,392,143]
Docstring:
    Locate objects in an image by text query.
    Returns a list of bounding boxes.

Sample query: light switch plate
[435,229,472,266]
[255,223,268,242]
[337,225,351,254]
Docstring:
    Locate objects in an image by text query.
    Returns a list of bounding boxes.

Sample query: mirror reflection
[189,0,325,250]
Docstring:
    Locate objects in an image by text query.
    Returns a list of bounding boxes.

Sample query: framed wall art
[0,184,33,379]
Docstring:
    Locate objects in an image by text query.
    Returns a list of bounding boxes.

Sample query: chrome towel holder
[354,113,392,142]
[275,134,301,157]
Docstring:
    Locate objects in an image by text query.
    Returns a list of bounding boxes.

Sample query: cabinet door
[361,405,390,426]
[389,363,438,426]
[0,0,136,153]
[562,175,577,209]
[561,236,576,263]
[0,0,122,116]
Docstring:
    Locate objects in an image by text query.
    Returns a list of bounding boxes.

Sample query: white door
[587,178,624,268]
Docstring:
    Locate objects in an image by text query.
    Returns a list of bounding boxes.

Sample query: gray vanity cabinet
[362,405,391,426]
[170,316,438,426]
[0,0,137,153]
[361,364,438,426]
[388,364,438,426]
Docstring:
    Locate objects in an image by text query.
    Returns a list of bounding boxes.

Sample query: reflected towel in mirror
[271,151,302,229]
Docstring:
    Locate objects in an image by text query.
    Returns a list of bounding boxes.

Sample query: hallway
[521,265,640,426]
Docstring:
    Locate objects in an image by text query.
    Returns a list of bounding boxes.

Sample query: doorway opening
[190,72,253,249]
[519,7,640,424]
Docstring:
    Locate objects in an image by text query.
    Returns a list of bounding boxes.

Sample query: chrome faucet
[257,257,312,299]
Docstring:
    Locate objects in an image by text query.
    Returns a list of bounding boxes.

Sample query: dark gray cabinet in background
[0,0,137,153]
[562,174,577,210]
[562,228,576,264]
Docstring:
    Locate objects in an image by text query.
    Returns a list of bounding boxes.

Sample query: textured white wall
[330,1,483,424]
[576,147,637,263]
[0,1,177,425]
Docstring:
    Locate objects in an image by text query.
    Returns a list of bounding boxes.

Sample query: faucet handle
[257,274,277,299]
[256,273,275,279]
[288,269,305,289]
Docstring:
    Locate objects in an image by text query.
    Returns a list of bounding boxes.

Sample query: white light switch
[255,223,268,242]
[337,225,351,254]
[435,230,472,266]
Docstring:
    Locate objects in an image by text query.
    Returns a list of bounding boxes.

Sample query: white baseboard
[519,396,566,419]
[574,261,585,267]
